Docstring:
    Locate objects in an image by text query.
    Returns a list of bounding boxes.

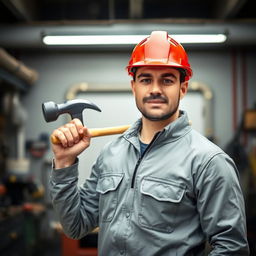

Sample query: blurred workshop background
[0,0,256,255]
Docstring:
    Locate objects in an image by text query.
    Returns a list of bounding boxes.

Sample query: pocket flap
[96,174,123,194]
[141,177,185,203]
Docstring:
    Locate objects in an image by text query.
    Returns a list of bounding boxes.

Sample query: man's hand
[51,118,91,169]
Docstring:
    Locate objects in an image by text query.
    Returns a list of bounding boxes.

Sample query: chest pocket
[139,176,185,233]
[96,173,123,222]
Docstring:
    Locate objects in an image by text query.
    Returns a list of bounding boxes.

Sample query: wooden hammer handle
[51,125,131,144]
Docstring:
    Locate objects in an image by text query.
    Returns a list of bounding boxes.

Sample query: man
[50,31,249,255]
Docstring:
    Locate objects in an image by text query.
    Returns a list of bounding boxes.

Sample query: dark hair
[131,67,137,81]
[175,68,186,83]
[132,67,186,83]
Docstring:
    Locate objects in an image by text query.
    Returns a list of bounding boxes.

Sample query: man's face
[131,66,188,122]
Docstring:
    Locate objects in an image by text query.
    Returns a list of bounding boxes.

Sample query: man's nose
[150,81,162,94]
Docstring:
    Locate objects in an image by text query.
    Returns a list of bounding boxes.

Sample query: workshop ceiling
[0,0,256,50]
[0,0,255,24]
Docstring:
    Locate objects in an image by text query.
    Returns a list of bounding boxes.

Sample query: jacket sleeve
[49,158,99,239]
[195,153,250,255]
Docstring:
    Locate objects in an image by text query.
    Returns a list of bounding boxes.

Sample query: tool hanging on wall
[42,99,130,144]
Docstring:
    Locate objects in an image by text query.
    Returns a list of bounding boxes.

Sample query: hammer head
[42,99,101,125]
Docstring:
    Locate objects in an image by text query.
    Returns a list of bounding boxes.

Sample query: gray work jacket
[50,111,249,255]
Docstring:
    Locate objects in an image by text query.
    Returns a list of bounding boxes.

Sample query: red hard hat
[127,31,193,81]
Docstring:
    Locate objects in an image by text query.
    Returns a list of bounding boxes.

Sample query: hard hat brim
[127,63,192,81]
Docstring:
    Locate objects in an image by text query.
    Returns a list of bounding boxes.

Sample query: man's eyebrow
[161,73,177,79]
[137,72,178,79]
[137,73,152,79]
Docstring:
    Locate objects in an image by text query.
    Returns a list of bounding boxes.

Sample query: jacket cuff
[51,158,79,183]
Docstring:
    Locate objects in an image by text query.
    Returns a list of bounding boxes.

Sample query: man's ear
[180,81,188,100]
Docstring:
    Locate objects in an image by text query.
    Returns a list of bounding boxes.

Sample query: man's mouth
[146,99,166,104]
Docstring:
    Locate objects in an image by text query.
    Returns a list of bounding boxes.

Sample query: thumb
[79,126,91,146]
[82,126,91,139]
[69,127,91,156]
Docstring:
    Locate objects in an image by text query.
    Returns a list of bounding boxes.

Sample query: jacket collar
[123,110,192,145]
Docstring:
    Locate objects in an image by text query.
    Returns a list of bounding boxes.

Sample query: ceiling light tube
[174,34,227,43]
[42,34,227,45]
[42,35,147,45]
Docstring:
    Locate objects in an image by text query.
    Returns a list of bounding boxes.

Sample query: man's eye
[163,79,173,85]
[140,78,151,84]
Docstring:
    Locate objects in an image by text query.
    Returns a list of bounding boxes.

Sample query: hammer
[42,99,130,144]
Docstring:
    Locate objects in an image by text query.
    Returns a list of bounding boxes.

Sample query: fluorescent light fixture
[42,34,227,45]
[42,35,147,45]
[174,34,227,43]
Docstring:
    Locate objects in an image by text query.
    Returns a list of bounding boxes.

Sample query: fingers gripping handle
[51,125,131,144]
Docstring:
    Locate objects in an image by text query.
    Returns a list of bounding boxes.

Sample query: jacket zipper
[131,132,160,188]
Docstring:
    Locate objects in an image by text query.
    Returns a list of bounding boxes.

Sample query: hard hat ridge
[144,31,170,64]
